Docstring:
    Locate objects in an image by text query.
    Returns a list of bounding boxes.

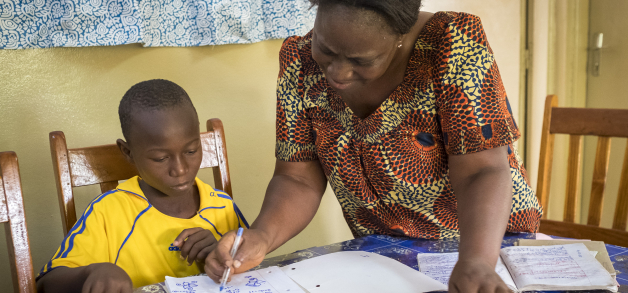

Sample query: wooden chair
[50,118,232,236]
[0,152,36,293]
[537,95,628,246]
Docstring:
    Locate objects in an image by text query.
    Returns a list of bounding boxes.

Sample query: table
[135,233,628,293]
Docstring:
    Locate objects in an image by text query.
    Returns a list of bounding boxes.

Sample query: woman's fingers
[205,231,237,282]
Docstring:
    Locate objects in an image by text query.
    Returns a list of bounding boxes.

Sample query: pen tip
[219,286,223,292]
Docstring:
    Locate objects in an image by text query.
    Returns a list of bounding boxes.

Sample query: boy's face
[118,105,202,197]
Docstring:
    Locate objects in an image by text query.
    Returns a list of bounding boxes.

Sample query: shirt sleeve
[275,36,318,162]
[38,193,111,279]
[435,12,520,156]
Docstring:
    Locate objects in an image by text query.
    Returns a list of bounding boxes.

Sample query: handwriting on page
[502,246,586,280]
[165,266,304,293]
[173,281,198,293]
[416,253,458,285]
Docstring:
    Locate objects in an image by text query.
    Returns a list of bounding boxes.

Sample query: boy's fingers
[82,279,99,293]
[122,283,133,293]
[88,281,104,293]
[179,230,209,258]
[185,232,217,264]
[173,227,204,247]
[196,243,218,262]
[81,283,91,293]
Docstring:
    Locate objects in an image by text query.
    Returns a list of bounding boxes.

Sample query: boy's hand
[174,227,218,265]
[204,229,269,282]
[83,263,132,293]
[448,258,510,293]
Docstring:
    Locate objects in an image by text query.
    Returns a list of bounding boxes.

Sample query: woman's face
[311,5,402,94]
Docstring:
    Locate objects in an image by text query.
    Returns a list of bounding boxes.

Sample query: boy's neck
[138,179,201,219]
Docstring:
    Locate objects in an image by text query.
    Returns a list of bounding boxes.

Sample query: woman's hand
[82,263,133,293]
[448,146,513,293]
[204,229,270,282]
[448,258,510,293]
[173,227,218,265]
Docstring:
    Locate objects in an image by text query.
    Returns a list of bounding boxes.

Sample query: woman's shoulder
[279,31,320,75]
[426,11,485,28]
[420,11,488,46]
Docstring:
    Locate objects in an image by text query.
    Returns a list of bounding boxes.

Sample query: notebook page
[165,266,305,293]
[416,253,457,285]
[282,251,448,293]
[417,253,517,292]
[500,243,617,292]
[495,257,518,291]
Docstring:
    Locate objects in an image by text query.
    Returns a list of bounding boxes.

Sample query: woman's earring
[398,43,402,48]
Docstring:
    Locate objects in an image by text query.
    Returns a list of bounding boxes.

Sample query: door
[580,0,628,227]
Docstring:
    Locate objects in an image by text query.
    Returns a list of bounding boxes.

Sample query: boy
[37,79,247,292]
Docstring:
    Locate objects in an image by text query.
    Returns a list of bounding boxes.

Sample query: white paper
[534,233,553,240]
[416,253,517,292]
[494,257,518,292]
[416,253,457,285]
[500,243,617,292]
[281,251,448,293]
[165,266,305,293]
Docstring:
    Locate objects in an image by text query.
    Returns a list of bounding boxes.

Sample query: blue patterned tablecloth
[135,233,628,292]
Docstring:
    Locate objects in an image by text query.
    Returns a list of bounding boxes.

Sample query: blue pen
[219,227,244,292]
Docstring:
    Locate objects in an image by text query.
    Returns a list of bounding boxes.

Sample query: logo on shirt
[169,243,180,251]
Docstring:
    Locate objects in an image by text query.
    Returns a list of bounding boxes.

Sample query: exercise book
[417,243,617,292]
[165,266,305,293]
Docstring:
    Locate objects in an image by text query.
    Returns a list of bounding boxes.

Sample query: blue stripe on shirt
[233,203,249,228]
[115,203,152,264]
[113,188,153,264]
[198,206,226,237]
[41,189,117,275]
[213,189,248,229]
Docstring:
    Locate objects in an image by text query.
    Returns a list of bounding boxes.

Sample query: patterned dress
[275,11,542,239]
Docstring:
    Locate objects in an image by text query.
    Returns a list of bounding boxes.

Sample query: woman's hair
[310,0,422,35]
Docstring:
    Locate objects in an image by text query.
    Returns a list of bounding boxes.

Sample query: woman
[206,0,541,292]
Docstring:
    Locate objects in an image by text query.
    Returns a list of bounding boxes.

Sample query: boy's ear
[116,139,134,165]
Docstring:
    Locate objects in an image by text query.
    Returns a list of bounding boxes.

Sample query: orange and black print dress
[275,11,542,239]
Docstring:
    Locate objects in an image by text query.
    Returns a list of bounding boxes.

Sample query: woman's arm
[204,159,327,281]
[447,145,512,293]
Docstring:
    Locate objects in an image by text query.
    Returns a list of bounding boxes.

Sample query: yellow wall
[0,41,353,289]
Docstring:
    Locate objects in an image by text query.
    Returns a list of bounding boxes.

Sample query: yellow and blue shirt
[38,176,248,288]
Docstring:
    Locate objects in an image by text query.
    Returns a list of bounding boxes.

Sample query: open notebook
[164,266,306,293]
[417,243,617,292]
[165,251,448,293]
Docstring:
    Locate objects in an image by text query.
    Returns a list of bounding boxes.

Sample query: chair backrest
[537,95,628,246]
[0,152,36,293]
[50,118,232,236]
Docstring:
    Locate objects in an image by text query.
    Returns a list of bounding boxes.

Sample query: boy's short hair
[119,79,197,142]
